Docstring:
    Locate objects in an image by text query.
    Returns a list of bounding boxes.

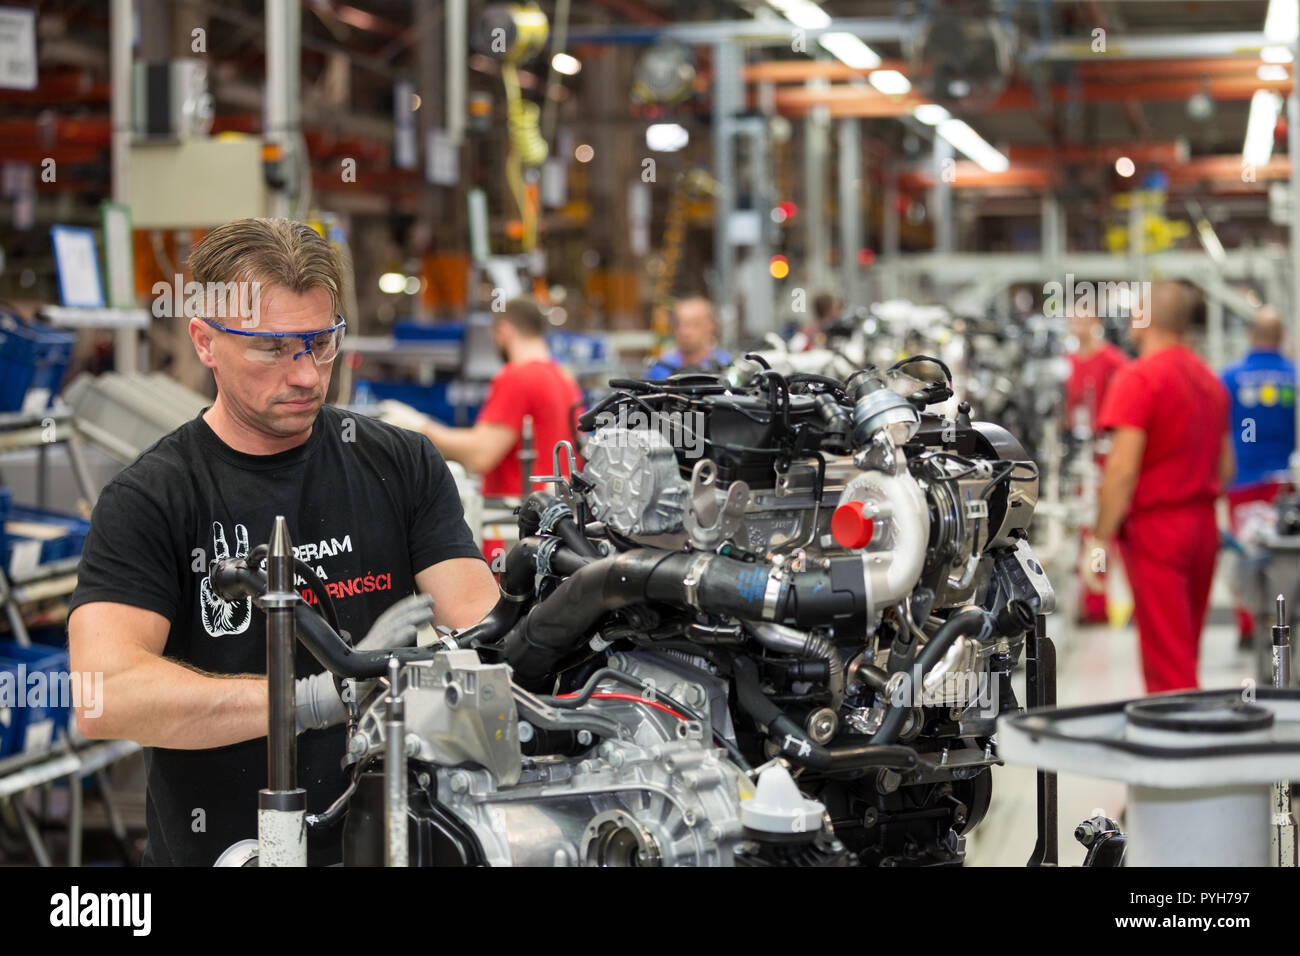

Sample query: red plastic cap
[832,501,874,549]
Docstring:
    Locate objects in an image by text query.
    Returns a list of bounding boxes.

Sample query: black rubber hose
[730,657,916,772]
[870,607,994,746]
[518,491,601,559]
[454,537,596,649]
[503,550,874,682]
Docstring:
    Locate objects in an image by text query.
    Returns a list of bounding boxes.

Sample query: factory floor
[965,565,1256,867]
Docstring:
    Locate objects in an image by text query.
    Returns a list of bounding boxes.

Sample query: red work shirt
[1066,342,1127,428]
[476,359,584,498]
[1096,344,1229,514]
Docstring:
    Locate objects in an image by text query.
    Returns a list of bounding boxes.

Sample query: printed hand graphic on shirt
[199,521,252,637]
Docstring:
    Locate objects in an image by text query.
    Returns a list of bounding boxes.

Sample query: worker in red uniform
[1089,281,1233,694]
[386,297,584,568]
[1065,304,1128,623]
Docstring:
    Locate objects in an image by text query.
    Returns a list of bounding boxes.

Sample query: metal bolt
[705,825,722,841]
[449,771,470,794]
[682,808,697,826]
[404,733,421,757]
[416,772,430,788]
[576,729,593,746]
[862,807,879,828]
[347,734,369,755]
[518,720,534,743]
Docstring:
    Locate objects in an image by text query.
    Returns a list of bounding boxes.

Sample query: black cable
[542,666,752,771]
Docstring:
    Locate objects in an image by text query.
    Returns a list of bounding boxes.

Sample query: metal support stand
[385,656,408,867]
[257,516,307,866]
[1027,613,1059,867]
[1272,596,1297,866]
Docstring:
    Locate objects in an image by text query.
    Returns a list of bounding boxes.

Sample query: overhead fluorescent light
[1265,0,1299,42]
[868,69,911,95]
[1243,90,1283,166]
[768,0,830,29]
[646,123,690,152]
[1258,64,1289,81]
[552,53,581,76]
[817,31,882,69]
[1261,45,1295,63]
[937,118,1009,173]
[913,103,950,125]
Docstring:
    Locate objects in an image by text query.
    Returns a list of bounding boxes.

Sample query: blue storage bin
[0,640,73,758]
[4,505,91,576]
[392,321,465,343]
[355,379,486,427]
[0,313,76,412]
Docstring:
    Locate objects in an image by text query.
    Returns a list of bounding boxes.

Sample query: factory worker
[645,295,732,379]
[67,218,498,865]
[1089,281,1232,693]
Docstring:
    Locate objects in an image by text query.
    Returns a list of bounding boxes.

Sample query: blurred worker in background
[382,297,583,567]
[1065,304,1128,624]
[645,295,732,379]
[1219,305,1297,646]
[791,291,842,352]
[1089,281,1232,694]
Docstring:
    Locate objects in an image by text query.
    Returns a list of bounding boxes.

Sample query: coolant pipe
[870,607,994,746]
[747,622,845,710]
[730,657,916,772]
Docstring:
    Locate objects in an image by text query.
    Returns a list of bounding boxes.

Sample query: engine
[334,356,1054,867]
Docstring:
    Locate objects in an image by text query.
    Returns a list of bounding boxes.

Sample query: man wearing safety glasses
[67,218,498,865]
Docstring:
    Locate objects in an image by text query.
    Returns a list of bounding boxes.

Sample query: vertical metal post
[932,135,954,255]
[266,0,301,219]
[883,160,900,300]
[258,516,306,866]
[110,0,137,374]
[447,0,467,148]
[1206,295,1225,371]
[1272,595,1296,866]
[1026,614,1059,867]
[712,40,740,347]
[745,118,775,336]
[838,118,862,306]
[385,657,409,867]
[804,91,830,291]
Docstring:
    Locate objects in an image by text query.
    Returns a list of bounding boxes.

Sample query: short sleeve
[408,439,486,574]
[1096,364,1151,434]
[70,478,186,622]
[476,367,526,432]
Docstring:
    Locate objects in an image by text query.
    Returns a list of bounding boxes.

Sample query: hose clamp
[534,535,563,592]
[763,568,787,620]
[681,554,713,609]
[537,499,574,535]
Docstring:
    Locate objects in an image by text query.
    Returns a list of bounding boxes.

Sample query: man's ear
[189,317,218,369]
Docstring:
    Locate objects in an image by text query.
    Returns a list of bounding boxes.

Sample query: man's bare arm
[69,602,269,749]
[1093,426,1146,542]
[416,556,499,630]
[424,420,518,476]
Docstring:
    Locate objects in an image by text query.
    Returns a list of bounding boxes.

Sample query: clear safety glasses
[202,315,348,366]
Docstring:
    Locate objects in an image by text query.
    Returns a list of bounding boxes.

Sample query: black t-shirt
[69,405,484,866]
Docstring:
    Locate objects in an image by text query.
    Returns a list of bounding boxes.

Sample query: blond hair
[189,218,342,316]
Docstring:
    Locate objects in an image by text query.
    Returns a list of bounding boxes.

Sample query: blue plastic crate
[392,321,465,343]
[4,505,91,576]
[0,640,73,758]
[355,379,486,427]
[0,313,76,412]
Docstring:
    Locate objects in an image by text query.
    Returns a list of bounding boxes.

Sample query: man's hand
[377,399,433,436]
[295,594,436,732]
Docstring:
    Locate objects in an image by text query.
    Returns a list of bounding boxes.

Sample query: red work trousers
[1117,504,1219,694]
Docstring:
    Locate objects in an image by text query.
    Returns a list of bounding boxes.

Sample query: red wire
[555,690,688,721]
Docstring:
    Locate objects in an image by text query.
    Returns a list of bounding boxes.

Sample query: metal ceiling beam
[565,17,907,46]
[1031,32,1274,61]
